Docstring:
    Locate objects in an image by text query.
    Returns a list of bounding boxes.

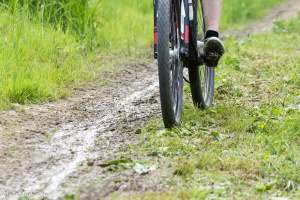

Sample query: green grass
[221,0,283,29]
[0,10,92,109]
[94,0,153,52]
[0,0,99,48]
[128,16,300,199]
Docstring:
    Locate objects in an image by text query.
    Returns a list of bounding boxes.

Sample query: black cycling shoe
[203,37,225,67]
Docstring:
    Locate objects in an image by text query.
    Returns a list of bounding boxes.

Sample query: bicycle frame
[154,0,194,59]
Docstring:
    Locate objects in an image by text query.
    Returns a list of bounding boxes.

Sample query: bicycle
[154,0,215,128]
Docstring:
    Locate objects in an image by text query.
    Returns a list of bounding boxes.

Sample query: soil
[232,0,300,37]
[1,1,300,199]
[0,59,162,200]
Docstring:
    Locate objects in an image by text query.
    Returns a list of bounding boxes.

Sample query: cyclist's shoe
[203,37,225,67]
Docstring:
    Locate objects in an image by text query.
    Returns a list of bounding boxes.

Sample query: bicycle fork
[179,0,192,58]
[153,0,195,60]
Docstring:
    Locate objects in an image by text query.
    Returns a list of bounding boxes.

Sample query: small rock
[135,128,142,135]
[109,127,116,132]
[87,159,95,166]
[133,163,156,175]
[286,104,300,110]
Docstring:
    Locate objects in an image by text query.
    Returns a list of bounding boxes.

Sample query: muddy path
[1,1,300,199]
[0,58,161,199]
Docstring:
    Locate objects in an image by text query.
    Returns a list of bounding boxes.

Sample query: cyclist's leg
[200,0,224,67]
[201,0,222,34]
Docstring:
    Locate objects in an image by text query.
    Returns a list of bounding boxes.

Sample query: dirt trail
[230,0,300,37]
[1,1,300,199]
[0,59,161,199]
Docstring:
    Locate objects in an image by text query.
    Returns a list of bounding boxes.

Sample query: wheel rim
[199,65,214,105]
[169,2,182,120]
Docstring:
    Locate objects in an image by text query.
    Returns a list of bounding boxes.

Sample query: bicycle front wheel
[157,0,183,128]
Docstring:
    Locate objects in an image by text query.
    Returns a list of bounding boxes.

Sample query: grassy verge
[126,16,300,199]
[0,10,94,109]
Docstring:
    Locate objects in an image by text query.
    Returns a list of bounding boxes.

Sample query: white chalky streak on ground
[44,128,98,199]
[20,78,159,200]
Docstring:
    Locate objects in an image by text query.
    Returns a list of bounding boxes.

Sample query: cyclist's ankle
[205,30,219,39]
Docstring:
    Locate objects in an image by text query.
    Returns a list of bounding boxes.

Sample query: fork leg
[179,0,190,58]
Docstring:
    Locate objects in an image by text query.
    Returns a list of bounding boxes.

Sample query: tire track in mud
[1,1,300,199]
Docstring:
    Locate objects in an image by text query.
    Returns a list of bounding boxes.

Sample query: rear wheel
[188,0,215,108]
[157,0,183,128]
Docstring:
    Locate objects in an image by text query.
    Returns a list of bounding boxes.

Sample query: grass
[0,0,99,48]
[0,10,92,109]
[221,0,283,29]
[95,0,153,52]
[125,15,300,199]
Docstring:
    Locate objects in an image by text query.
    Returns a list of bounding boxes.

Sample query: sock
[205,30,219,39]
